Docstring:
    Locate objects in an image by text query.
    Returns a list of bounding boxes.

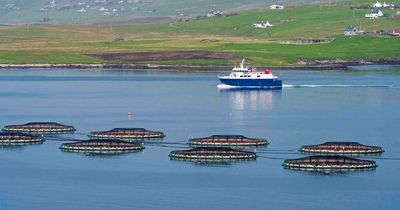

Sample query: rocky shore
[0,63,349,71]
[0,60,399,71]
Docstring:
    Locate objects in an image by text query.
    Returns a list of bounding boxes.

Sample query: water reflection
[170,157,256,165]
[283,167,377,174]
[60,149,143,156]
[219,88,282,111]
[0,142,44,149]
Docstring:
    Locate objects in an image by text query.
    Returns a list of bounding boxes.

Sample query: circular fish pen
[89,128,165,140]
[170,147,257,163]
[188,135,268,147]
[300,142,384,155]
[0,132,44,146]
[3,122,76,134]
[282,155,377,172]
[60,139,144,155]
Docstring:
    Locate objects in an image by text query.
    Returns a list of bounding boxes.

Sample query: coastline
[0,64,383,71]
[0,61,399,71]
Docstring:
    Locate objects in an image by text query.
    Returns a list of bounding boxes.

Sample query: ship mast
[240,58,245,69]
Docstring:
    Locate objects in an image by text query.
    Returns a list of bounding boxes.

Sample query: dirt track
[87,51,237,62]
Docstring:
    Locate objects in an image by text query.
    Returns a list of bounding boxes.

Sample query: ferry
[218,59,282,88]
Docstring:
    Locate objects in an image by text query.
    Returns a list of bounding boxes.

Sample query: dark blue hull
[219,78,282,88]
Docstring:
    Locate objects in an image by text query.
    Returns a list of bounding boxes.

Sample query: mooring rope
[257,155,287,160]
[45,136,83,142]
[254,148,300,152]
[156,145,189,149]
[74,132,90,136]
[255,151,302,155]
[258,154,400,161]
[145,142,187,145]
[359,156,400,161]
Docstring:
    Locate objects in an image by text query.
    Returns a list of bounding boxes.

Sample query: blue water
[0,67,400,210]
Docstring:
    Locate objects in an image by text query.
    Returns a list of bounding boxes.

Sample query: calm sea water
[0,67,399,210]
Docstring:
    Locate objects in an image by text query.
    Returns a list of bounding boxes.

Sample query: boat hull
[219,78,282,88]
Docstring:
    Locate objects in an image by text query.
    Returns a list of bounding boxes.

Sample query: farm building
[365,10,384,18]
[390,28,400,36]
[344,25,358,36]
[270,4,284,10]
[373,1,383,8]
[383,2,395,9]
[253,21,273,28]
[206,10,224,18]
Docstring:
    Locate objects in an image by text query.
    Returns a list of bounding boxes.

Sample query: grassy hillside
[0,0,317,24]
[0,1,399,66]
[116,3,400,39]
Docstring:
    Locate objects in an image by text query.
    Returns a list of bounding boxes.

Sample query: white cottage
[253,21,273,28]
[383,2,395,9]
[344,25,357,36]
[373,1,383,8]
[365,10,383,18]
[77,8,86,13]
[270,4,284,10]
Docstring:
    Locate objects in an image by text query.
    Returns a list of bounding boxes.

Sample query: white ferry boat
[218,59,282,88]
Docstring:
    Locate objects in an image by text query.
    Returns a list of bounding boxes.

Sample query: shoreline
[0,62,399,71]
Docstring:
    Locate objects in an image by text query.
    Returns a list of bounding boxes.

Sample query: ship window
[257,75,260,77]
[240,75,243,77]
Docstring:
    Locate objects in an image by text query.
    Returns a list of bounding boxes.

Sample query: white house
[390,28,400,36]
[373,1,383,8]
[253,21,273,28]
[270,4,284,10]
[99,7,108,12]
[77,8,86,13]
[383,2,395,9]
[365,10,383,18]
[344,25,357,36]
[206,10,224,17]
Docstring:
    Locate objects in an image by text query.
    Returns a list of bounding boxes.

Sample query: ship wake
[282,84,397,88]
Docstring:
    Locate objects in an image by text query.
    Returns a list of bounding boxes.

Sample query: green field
[0,1,399,66]
[0,0,309,24]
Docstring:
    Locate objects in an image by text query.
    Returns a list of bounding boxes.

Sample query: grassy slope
[0,0,316,24]
[116,4,400,39]
[0,1,399,65]
[215,37,400,65]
